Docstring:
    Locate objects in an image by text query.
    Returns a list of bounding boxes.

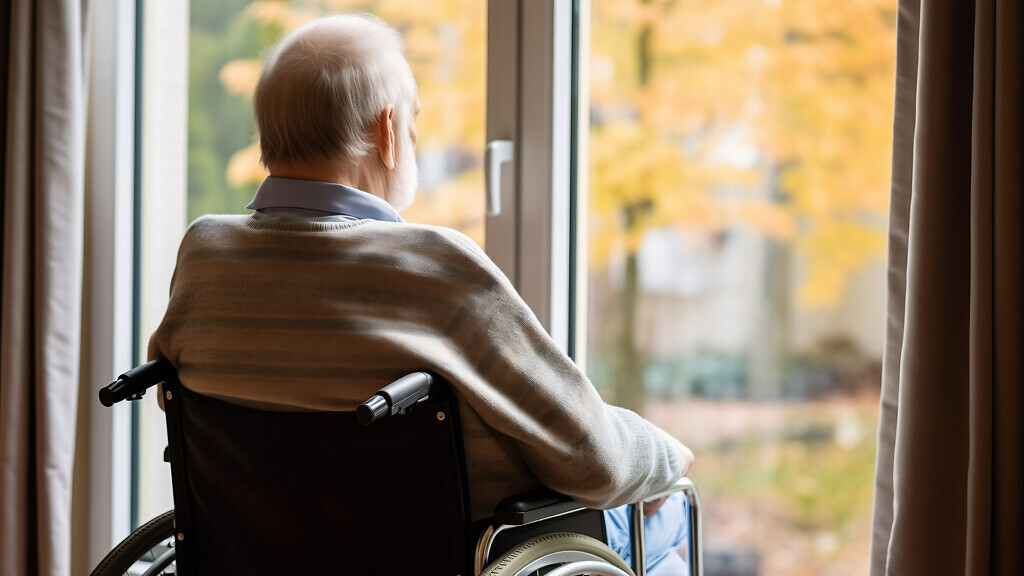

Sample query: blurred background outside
[584,2,894,574]
[139,1,897,574]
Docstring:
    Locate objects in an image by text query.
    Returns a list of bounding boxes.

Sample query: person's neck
[269,161,345,184]
[268,160,387,201]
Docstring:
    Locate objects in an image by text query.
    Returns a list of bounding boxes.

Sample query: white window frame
[135,0,189,528]
[85,0,137,566]
[84,0,189,566]
[486,0,576,354]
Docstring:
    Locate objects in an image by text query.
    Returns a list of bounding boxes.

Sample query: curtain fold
[984,0,1023,569]
[870,0,1023,574]
[1,0,88,574]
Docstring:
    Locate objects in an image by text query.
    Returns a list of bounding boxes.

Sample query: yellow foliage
[219,59,263,97]
[244,1,315,29]
[797,219,887,307]
[588,0,896,308]
[226,142,267,188]
[213,0,897,310]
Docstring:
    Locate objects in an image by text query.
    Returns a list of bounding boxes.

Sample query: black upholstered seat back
[162,378,470,575]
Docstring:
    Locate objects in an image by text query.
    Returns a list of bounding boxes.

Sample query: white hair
[254,13,417,168]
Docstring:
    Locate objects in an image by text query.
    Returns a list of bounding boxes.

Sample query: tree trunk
[611,6,655,414]
[749,164,791,399]
[614,251,645,413]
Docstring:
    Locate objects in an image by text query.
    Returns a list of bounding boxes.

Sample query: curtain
[870,0,1022,574]
[1,0,88,574]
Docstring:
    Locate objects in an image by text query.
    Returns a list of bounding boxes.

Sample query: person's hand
[680,444,695,475]
[642,496,668,518]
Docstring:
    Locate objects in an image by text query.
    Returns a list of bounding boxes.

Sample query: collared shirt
[246,176,403,223]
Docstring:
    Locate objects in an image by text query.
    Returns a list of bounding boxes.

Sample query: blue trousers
[604,492,691,575]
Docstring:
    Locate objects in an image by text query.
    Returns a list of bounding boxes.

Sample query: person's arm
[146,216,212,409]
[433,228,694,509]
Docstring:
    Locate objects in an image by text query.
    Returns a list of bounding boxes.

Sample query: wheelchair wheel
[90,510,176,576]
[483,532,635,576]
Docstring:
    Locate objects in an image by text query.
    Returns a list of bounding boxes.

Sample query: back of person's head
[254,13,417,170]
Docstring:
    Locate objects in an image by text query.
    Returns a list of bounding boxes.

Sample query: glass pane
[136,0,487,525]
[583,1,896,573]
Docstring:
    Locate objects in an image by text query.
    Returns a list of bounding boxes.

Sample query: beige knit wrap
[150,215,688,519]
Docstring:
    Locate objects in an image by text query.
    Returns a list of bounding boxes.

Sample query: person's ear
[374,105,396,170]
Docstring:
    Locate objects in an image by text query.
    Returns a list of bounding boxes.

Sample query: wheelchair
[91,360,703,576]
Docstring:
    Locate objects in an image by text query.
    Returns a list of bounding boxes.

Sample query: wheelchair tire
[89,510,176,576]
[482,532,635,576]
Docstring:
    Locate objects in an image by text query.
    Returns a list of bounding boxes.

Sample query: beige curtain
[871,0,1022,574]
[1,0,88,574]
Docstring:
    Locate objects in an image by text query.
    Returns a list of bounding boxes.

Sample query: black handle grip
[99,359,176,407]
[356,372,435,425]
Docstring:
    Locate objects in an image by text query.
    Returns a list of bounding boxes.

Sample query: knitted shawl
[150,215,688,519]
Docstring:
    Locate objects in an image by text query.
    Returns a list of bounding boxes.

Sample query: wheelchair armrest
[493,488,586,526]
[476,489,604,573]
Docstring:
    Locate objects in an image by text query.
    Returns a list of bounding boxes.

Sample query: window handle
[485,139,514,215]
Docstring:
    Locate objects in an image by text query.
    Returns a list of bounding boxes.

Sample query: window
[135,0,490,526]
[129,1,896,574]
[579,0,895,573]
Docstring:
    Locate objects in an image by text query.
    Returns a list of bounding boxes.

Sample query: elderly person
[149,13,693,573]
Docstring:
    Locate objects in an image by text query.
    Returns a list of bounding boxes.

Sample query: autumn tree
[588,0,896,407]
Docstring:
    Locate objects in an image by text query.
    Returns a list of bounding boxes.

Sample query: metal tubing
[478,477,703,576]
[630,502,646,576]
[628,477,703,576]
[474,503,591,574]
[139,547,176,576]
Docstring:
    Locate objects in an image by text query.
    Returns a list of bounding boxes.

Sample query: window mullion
[515,0,574,353]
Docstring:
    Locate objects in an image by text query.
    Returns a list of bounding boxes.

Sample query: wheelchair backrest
[161,375,472,575]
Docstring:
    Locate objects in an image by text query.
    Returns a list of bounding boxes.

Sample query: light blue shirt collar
[246,176,403,222]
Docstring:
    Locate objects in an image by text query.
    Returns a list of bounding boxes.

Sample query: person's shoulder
[186,214,250,232]
[366,222,485,259]
[402,223,485,255]
[179,214,250,242]
[168,215,253,264]
[372,222,510,285]
[180,214,248,234]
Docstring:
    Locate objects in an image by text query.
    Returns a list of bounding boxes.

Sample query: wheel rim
[89,510,176,576]
[483,532,635,576]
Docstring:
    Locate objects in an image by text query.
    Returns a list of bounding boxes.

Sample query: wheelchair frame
[94,360,703,576]
[474,477,702,576]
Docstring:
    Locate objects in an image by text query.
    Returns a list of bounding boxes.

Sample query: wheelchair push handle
[99,359,176,407]
[357,371,435,425]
